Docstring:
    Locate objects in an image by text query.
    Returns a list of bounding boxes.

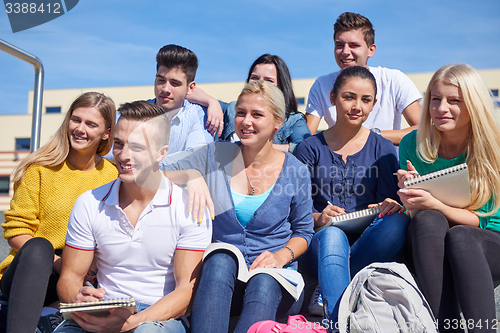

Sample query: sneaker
[36,312,63,333]
[308,285,324,316]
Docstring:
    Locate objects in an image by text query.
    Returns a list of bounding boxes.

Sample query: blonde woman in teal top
[397,64,500,333]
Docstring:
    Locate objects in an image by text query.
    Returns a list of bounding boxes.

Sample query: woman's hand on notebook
[369,199,403,218]
[314,204,346,228]
[396,160,420,189]
[249,250,284,270]
[398,187,441,211]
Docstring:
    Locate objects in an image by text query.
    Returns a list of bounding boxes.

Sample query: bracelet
[284,246,295,263]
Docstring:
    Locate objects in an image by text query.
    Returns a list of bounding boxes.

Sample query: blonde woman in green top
[397,64,500,333]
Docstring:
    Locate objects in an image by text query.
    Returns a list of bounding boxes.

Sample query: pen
[393,171,419,176]
[327,201,333,206]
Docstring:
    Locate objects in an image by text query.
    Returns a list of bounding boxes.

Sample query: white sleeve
[392,70,422,114]
[305,78,327,118]
[65,191,97,251]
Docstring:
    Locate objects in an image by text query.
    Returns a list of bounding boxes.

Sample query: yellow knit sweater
[0,159,118,277]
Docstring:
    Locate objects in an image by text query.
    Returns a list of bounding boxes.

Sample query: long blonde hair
[11,92,116,185]
[416,64,500,215]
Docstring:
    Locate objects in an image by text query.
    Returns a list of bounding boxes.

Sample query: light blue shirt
[231,185,274,227]
[158,99,214,164]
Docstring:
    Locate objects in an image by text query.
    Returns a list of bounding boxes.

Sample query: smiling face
[68,106,110,155]
[334,29,376,70]
[331,76,377,127]
[248,63,279,87]
[154,66,195,112]
[234,93,281,146]
[113,118,168,187]
[429,80,470,136]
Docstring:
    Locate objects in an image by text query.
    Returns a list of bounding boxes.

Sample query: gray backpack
[338,262,438,333]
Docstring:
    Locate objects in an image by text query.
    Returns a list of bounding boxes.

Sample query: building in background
[1,69,499,210]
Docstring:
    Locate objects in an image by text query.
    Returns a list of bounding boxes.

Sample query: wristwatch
[371,128,381,135]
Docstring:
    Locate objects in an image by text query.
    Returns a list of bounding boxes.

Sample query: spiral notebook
[403,163,471,208]
[60,298,137,320]
[315,206,381,233]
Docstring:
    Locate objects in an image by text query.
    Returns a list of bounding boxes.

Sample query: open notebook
[203,242,304,300]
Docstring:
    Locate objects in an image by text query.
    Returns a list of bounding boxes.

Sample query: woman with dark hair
[295,66,409,328]
[0,92,118,333]
[188,54,311,153]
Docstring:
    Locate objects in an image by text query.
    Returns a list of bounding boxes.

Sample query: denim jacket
[218,101,311,153]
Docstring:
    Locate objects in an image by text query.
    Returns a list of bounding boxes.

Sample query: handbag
[247,314,327,333]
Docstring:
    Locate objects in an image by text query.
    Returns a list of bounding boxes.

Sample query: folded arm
[380,100,422,145]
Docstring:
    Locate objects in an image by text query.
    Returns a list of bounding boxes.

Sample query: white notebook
[315,206,381,233]
[60,298,137,320]
[404,162,471,208]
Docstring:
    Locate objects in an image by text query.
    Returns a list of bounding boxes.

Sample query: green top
[399,130,500,232]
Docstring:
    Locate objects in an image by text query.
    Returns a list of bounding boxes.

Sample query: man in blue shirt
[149,44,213,163]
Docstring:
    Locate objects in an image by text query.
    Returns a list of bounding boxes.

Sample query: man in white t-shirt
[305,12,422,145]
[55,101,212,333]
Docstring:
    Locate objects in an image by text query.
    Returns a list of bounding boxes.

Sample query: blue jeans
[191,251,301,333]
[53,302,188,333]
[303,212,409,324]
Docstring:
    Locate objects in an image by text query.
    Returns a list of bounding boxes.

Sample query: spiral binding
[332,206,381,222]
[404,163,468,187]
[60,297,136,309]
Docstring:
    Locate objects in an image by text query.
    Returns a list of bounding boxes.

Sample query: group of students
[1,10,500,333]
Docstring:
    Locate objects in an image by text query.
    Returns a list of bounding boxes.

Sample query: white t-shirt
[66,175,212,305]
[305,66,422,130]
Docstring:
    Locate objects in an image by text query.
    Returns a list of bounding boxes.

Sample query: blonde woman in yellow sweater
[0,92,118,333]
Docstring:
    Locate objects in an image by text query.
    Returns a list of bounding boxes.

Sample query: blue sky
[1,0,499,115]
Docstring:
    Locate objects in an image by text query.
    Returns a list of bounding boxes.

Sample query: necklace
[244,150,276,195]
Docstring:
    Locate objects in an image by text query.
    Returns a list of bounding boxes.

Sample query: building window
[46,106,61,114]
[296,97,305,105]
[15,138,30,151]
[0,177,9,195]
[491,89,499,97]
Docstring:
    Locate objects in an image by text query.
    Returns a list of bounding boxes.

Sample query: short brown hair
[155,44,198,83]
[118,101,170,146]
[334,12,375,46]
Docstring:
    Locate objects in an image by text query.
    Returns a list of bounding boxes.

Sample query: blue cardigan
[163,142,314,268]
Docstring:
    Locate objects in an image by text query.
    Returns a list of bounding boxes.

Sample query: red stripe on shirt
[175,248,206,252]
[102,180,117,201]
[169,180,173,205]
[65,243,95,251]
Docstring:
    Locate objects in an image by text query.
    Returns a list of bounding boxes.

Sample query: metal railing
[0,39,44,152]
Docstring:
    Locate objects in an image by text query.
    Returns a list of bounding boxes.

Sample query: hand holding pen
[75,281,106,303]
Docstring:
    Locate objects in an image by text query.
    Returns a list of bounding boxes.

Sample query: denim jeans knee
[134,319,187,333]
